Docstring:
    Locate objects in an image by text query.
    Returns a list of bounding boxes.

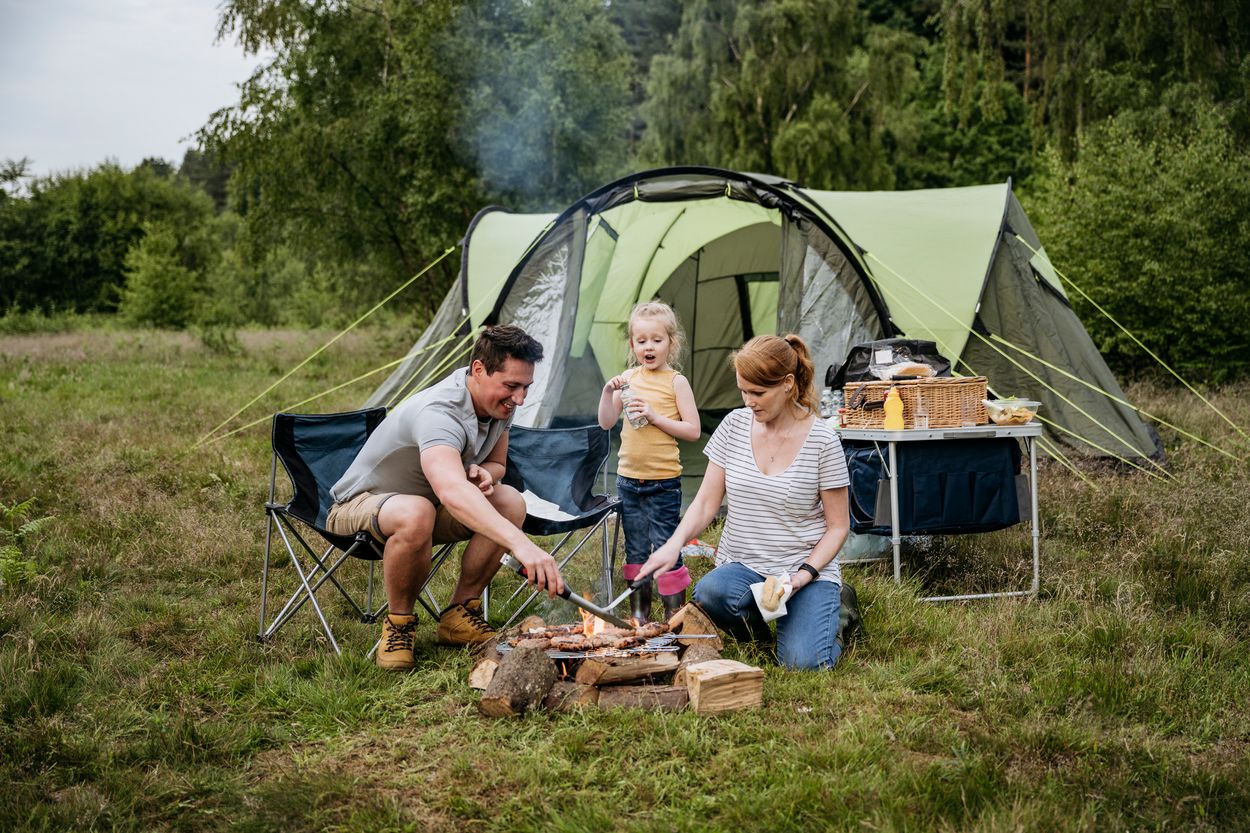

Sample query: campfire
[470,602,763,716]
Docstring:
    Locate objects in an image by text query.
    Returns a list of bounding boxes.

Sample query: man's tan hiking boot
[377,613,418,670]
[436,599,496,646]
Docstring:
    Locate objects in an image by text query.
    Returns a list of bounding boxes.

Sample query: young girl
[598,301,702,622]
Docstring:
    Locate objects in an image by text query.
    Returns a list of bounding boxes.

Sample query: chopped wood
[478,644,557,718]
[473,631,507,664]
[516,615,547,632]
[574,651,680,686]
[467,657,498,691]
[543,681,599,713]
[684,659,764,715]
[674,640,724,686]
[668,603,723,651]
[596,684,688,712]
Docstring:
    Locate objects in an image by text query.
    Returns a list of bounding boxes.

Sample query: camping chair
[494,424,622,628]
[259,408,391,654]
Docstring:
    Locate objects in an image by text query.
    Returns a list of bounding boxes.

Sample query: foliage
[118,223,201,328]
[939,0,1250,153]
[0,497,51,587]
[0,164,215,314]
[1024,104,1250,382]
[640,0,963,190]
[203,0,633,300]
[454,0,634,208]
[3,326,1250,830]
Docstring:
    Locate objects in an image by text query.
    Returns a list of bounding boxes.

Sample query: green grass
[2,327,1249,832]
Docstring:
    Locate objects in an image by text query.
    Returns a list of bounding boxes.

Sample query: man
[327,324,564,670]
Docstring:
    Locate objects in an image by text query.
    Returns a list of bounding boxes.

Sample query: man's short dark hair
[472,325,544,373]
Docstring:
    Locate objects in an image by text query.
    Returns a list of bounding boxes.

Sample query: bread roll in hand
[761,576,786,612]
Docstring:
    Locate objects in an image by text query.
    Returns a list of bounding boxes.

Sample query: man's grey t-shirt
[330,367,511,504]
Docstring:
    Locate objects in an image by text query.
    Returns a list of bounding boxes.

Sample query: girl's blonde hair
[732,334,818,415]
[626,301,685,371]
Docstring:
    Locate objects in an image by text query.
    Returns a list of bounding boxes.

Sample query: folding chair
[494,424,622,628]
[259,408,391,654]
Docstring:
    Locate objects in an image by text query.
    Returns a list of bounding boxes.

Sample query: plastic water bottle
[620,381,649,429]
[820,387,836,419]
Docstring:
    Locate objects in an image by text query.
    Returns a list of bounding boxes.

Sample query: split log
[674,640,724,686]
[596,684,688,712]
[478,644,557,717]
[543,681,599,713]
[517,615,547,633]
[684,659,764,715]
[668,603,723,651]
[574,651,680,686]
[467,657,498,691]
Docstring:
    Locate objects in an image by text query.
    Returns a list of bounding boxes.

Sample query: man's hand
[512,541,564,597]
[466,463,494,496]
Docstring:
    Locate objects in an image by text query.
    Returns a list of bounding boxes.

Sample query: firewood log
[596,684,688,712]
[574,651,680,686]
[674,640,723,686]
[684,659,764,715]
[467,657,498,691]
[543,681,599,713]
[668,603,723,651]
[517,615,546,633]
[478,644,557,717]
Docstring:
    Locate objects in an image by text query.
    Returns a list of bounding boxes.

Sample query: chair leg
[271,521,341,655]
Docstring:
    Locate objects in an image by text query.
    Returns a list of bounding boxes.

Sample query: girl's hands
[603,374,628,392]
[627,399,655,424]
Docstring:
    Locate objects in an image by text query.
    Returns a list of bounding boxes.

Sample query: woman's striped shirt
[705,408,849,584]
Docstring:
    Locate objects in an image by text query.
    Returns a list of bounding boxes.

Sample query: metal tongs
[499,554,632,629]
[605,577,652,612]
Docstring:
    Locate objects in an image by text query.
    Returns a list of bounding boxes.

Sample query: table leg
[889,440,901,583]
[1029,435,1040,596]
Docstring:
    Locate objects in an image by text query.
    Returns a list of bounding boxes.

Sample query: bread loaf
[761,576,785,612]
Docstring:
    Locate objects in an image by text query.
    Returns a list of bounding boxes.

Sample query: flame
[580,606,610,636]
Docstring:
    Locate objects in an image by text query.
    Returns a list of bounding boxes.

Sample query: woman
[636,334,851,669]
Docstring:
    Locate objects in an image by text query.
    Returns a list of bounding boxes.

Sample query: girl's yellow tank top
[618,367,682,479]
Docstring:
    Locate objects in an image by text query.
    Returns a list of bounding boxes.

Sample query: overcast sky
[0,0,269,178]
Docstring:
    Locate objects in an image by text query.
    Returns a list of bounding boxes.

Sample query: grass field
[2,326,1249,832]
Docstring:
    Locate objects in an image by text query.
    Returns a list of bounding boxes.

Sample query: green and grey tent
[367,167,1159,490]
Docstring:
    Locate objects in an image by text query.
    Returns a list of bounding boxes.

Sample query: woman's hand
[635,541,681,580]
[788,569,814,593]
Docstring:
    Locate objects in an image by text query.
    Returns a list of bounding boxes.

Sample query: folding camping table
[836,423,1042,602]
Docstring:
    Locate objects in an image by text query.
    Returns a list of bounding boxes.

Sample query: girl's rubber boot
[660,589,686,620]
[630,580,653,624]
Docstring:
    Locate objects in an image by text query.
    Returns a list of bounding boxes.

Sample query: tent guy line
[1014,234,1250,447]
[864,251,1170,480]
[191,245,457,450]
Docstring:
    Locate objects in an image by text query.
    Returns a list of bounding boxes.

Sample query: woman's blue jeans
[693,562,843,670]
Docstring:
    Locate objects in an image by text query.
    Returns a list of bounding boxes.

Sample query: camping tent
[367,167,1159,493]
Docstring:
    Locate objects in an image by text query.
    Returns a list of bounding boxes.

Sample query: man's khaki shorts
[325,491,473,545]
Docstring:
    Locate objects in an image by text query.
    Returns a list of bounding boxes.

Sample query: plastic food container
[982,398,1040,426]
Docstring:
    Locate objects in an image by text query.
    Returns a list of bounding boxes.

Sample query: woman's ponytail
[783,334,818,414]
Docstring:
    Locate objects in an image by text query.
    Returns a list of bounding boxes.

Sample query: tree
[203,0,476,306]
[1024,105,1250,382]
[118,222,199,328]
[454,0,634,208]
[639,0,934,191]
[938,0,1250,153]
[0,164,215,313]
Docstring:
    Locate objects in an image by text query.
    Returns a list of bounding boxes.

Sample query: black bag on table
[826,338,953,390]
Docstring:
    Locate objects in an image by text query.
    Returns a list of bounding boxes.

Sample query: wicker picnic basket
[841,376,988,429]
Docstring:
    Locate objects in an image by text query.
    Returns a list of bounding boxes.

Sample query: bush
[1024,102,1250,383]
[118,223,199,328]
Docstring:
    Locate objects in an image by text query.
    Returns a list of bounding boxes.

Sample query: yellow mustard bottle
[883,386,905,430]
